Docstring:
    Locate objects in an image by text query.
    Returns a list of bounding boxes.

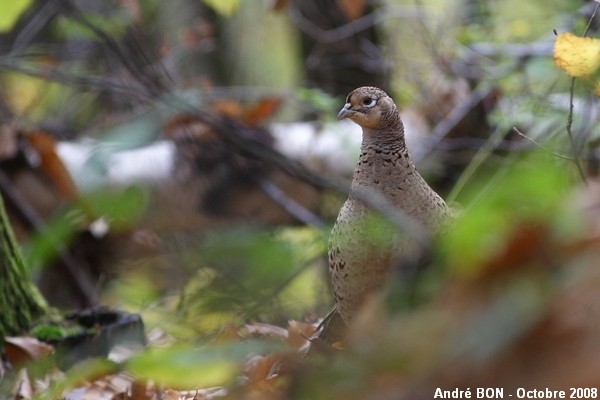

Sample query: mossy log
[0,194,47,338]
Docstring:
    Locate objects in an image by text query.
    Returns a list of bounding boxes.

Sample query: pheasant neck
[350,127,417,200]
[360,130,407,153]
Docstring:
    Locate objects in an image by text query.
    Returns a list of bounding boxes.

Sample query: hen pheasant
[328,86,451,325]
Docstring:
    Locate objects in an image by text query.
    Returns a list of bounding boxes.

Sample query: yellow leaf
[336,0,366,21]
[594,81,600,97]
[554,32,600,78]
[3,73,45,114]
[201,0,240,16]
[0,0,32,32]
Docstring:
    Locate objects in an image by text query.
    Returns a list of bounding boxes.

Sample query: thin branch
[0,48,432,246]
[412,83,495,163]
[565,1,599,185]
[446,125,508,204]
[10,0,63,55]
[257,178,324,228]
[466,42,553,59]
[288,6,425,44]
[63,5,166,98]
[512,127,573,161]
[567,80,588,184]
[582,1,600,36]
[166,98,432,247]
[0,57,154,101]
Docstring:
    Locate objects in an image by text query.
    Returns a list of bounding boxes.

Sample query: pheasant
[328,86,451,325]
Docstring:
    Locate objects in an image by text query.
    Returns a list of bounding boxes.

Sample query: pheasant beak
[337,104,353,120]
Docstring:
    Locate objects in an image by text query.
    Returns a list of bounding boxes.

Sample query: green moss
[0,195,48,338]
[31,324,67,341]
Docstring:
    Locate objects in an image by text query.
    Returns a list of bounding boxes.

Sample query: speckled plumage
[329,86,450,324]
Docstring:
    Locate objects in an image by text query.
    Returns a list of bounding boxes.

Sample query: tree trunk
[0,193,47,338]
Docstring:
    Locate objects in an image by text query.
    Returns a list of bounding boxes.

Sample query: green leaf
[0,0,32,32]
[84,186,148,228]
[127,341,280,389]
[441,152,571,277]
[23,186,146,272]
[201,0,240,16]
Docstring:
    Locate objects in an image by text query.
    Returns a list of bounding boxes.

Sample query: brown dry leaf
[130,380,155,400]
[336,0,366,21]
[286,321,316,348]
[269,0,289,11]
[477,222,549,280]
[214,323,242,344]
[4,336,53,365]
[161,389,181,400]
[209,100,244,119]
[11,369,32,400]
[244,354,280,383]
[26,131,77,200]
[243,97,282,126]
[209,97,282,126]
[244,323,288,340]
[163,114,213,142]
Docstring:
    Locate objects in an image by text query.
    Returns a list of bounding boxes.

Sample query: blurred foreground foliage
[1,0,600,398]
[178,226,328,322]
[23,186,148,274]
[5,149,599,399]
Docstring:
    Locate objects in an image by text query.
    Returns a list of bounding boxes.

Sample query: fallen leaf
[161,389,180,400]
[477,222,548,280]
[244,354,280,383]
[269,0,289,11]
[286,321,316,348]
[336,0,366,21]
[11,369,32,400]
[209,100,244,119]
[214,323,242,343]
[4,336,53,365]
[243,97,282,126]
[244,323,288,340]
[26,131,78,200]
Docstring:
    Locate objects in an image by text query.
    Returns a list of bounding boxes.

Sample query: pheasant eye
[362,97,376,107]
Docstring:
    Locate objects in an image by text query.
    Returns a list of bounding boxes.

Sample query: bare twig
[0,30,432,246]
[0,57,154,101]
[466,42,553,59]
[172,101,431,247]
[10,0,64,54]
[512,127,573,161]
[566,82,588,184]
[582,2,600,36]
[565,1,600,185]
[288,6,425,44]
[63,5,166,98]
[257,178,324,228]
[446,125,508,204]
[412,83,495,163]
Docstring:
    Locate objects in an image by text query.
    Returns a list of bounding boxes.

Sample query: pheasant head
[337,86,403,136]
